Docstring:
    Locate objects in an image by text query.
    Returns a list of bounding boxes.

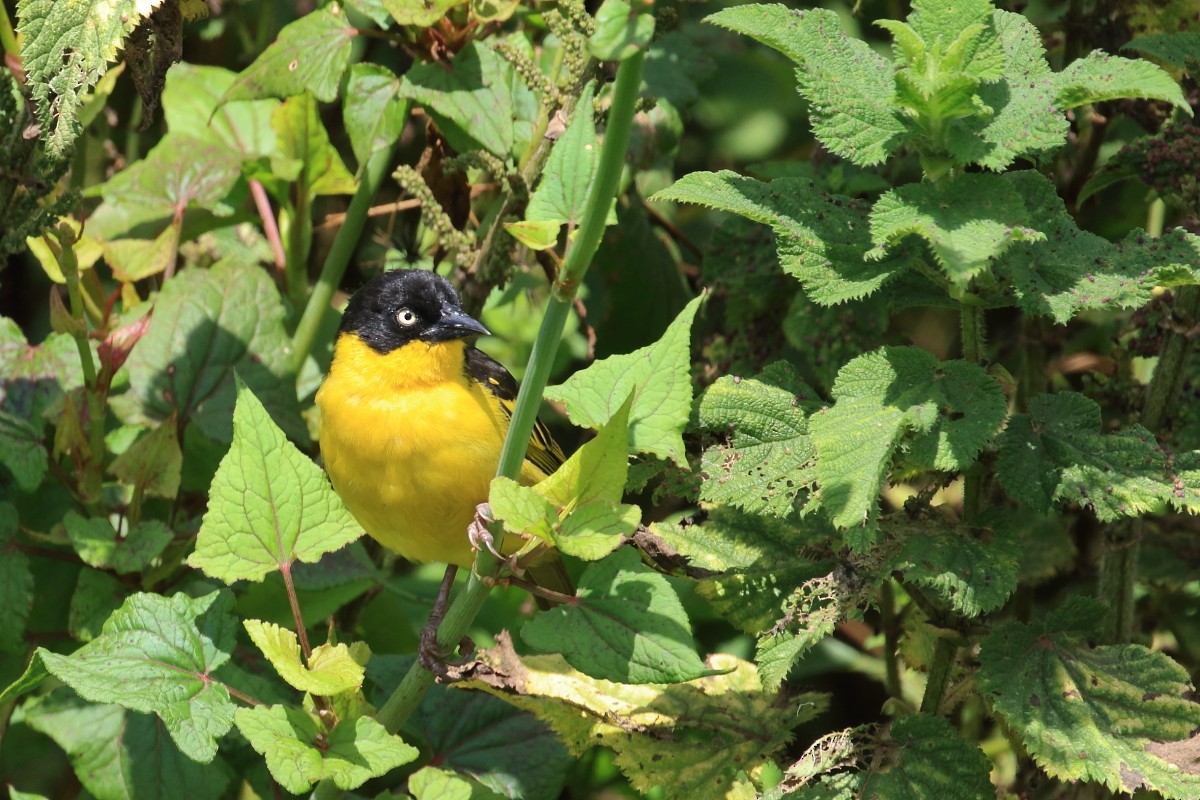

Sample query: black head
[338,270,490,354]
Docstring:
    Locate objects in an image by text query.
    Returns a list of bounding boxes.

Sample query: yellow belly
[315,335,540,566]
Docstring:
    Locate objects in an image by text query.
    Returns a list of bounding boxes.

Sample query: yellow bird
[315,269,572,600]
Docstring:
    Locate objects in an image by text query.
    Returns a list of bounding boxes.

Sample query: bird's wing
[465,346,565,476]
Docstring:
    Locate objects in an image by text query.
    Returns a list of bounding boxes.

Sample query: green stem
[919,637,957,715]
[288,139,400,375]
[1098,535,1139,644]
[309,48,647,800]
[880,580,902,700]
[285,195,312,316]
[1146,196,1166,239]
[0,3,17,58]
[960,303,985,364]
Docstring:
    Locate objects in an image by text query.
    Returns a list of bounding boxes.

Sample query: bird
[314,269,573,610]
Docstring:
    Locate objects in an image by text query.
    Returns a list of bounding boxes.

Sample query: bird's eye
[396,308,419,327]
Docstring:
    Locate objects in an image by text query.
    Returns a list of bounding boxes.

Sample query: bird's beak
[425,307,491,342]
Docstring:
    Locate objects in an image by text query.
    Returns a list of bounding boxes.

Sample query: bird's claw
[468,502,505,561]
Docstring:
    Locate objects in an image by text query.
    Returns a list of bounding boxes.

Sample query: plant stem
[880,580,901,700]
[0,3,17,58]
[1146,196,1166,238]
[959,302,985,364]
[919,637,957,715]
[288,139,400,376]
[280,562,312,658]
[309,50,647,800]
[251,179,286,273]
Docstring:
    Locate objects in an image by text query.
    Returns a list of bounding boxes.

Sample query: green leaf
[344,63,409,169]
[88,132,243,240]
[64,513,173,574]
[547,297,700,464]
[503,219,562,250]
[696,363,820,517]
[589,0,655,60]
[993,172,1200,323]
[641,31,716,109]
[0,411,48,492]
[979,596,1200,798]
[996,391,1200,520]
[37,590,237,763]
[1054,50,1188,111]
[706,6,904,166]
[810,347,1006,542]
[110,258,306,444]
[943,10,1065,171]
[521,547,709,684]
[536,394,631,510]
[0,317,85,426]
[68,567,126,642]
[273,93,356,198]
[650,506,824,573]
[869,173,1046,290]
[653,172,917,304]
[243,619,367,696]
[23,689,233,800]
[235,705,418,793]
[188,381,361,583]
[398,677,573,800]
[885,519,1019,617]
[1125,31,1200,71]
[162,63,281,159]
[220,5,356,103]
[410,766,506,800]
[461,641,818,800]
[489,476,558,545]
[108,419,182,499]
[100,225,184,283]
[399,42,516,158]
[0,502,32,651]
[791,715,995,799]
[16,0,159,155]
[908,0,1003,79]
[382,0,467,28]
[526,83,601,229]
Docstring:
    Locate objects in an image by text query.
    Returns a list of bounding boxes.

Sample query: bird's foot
[467,503,505,561]
[417,565,475,681]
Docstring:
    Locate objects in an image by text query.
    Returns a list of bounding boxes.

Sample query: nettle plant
[3,0,1200,799]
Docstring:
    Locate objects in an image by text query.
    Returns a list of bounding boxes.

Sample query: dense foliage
[3,0,1200,798]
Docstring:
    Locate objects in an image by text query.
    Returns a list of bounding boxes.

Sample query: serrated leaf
[0,502,32,651]
[810,347,1006,541]
[996,391,1200,519]
[108,419,182,499]
[461,638,818,800]
[69,567,126,642]
[162,63,280,159]
[1125,31,1200,71]
[0,411,48,491]
[273,92,356,198]
[944,10,1065,171]
[88,132,242,240]
[188,381,361,583]
[790,714,994,799]
[0,317,85,426]
[64,513,173,574]
[869,173,1046,289]
[537,394,631,509]
[979,596,1200,798]
[37,590,237,763]
[908,0,1003,80]
[402,679,573,800]
[220,6,355,103]
[589,0,655,60]
[399,42,516,158]
[382,0,467,27]
[654,172,917,304]
[1055,50,1188,111]
[993,171,1200,322]
[706,6,904,166]
[16,0,162,155]
[110,258,306,444]
[235,705,418,793]
[409,766,506,800]
[23,689,232,800]
[755,568,868,689]
[521,547,707,683]
[696,364,820,517]
[650,506,823,574]
[885,520,1019,617]
[547,297,700,464]
[243,619,366,695]
[526,83,600,228]
[344,63,409,169]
